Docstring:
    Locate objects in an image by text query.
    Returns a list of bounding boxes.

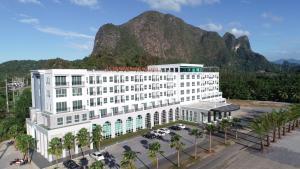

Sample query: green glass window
[115,119,123,136]
[126,117,133,133]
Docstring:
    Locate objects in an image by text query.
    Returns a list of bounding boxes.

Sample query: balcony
[72,81,84,86]
[73,106,86,111]
[89,115,100,120]
[113,111,124,116]
[55,82,69,87]
[101,113,112,118]
[56,107,70,113]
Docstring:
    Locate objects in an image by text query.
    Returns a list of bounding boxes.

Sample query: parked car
[177,123,186,129]
[158,128,170,134]
[169,125,181,130]
[151,130,166,137]
[63,160,81,169]
[90,151,105,161]
[143,132,156,139]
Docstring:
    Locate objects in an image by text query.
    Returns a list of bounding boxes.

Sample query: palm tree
[15,134,35,161]
[261,114,271,146]
[76,128,90,158]
[250,119,266,152]
[92,125,103,150]
[170,134,184,168]
[269,111,278,142]
[231,118,241,139]
[190,128,202,159]
[90,160,104,169]
[120,150,138,169]
[205,124,216,153]
[148,142,163,169]
[276,111,285,139]
[48,137,63,167]
[220,119,231,144]
[63,132,75,159]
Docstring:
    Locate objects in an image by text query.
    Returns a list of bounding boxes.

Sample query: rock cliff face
[90,11,273,71]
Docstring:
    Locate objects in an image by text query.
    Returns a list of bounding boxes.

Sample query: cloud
[35,26,94,39]
[18,0,42,5]
[261,12,283,22]
[230,28,250,37]
[70,0,98,8]
[200,23,222,32]
[89,26,98,32]
[140,0,220,12]
[18,14,40,25]
[69,41,93,50]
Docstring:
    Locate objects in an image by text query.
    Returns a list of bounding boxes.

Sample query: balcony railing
[72,81,84,86]
[101,113,112,118]
[56,107,70,113]
[113,111,124,116]
[89,115,100,120]
[55,82,69,87]
[73,106,86,111]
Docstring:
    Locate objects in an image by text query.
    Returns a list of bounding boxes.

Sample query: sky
[0,0,299,63]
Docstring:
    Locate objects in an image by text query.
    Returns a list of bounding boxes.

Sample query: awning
[211,104,240,112]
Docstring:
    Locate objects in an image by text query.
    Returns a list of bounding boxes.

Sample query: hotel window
[164,76,166,80]
[181,90,184,94]
[197,75,200,79]
[186,97,190,101]
[192,89,195,93]
[131,76,134,81]
[103,87,107,93]
[110,87,113,93]
[109,76,113,82]
[126,95,129,101]
[96,76,100,84]
[55,76,66,86]
[175,68,178,72]
[180,83,184,87]
[186,75,190,79]
[192,75,195,79]
[97,98,101,105]
[72,76,82,85]
[82,114,87,121]
[56,88,66,98]
[103,76,107,82]
[110,97,114,103]
[171,68,174,72]
[89,76,94,84]
[180,75,184,79]
[66,116,72,124]
[56,102,67,112]
[131,95,134,100]
[160,76,162,80]
[131,86,134,91]
[72,87,82,96]
[73,100,82,110]
[75,115,79,122]
[148,76,151,80]
[181,97,184,102]
[104,98,107,104]
[144,85,147,90]
[144,76,147,81]
[192,96,195,100]
[192,82,195,86]
[125,76,129,81]
[57,117,63,125]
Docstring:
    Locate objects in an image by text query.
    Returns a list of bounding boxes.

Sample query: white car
[151,130,166,137]
[90,151,105,161]
[177,123,186,129]
[158,128,170,134]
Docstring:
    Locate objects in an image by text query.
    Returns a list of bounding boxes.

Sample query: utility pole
[5,79,9,113]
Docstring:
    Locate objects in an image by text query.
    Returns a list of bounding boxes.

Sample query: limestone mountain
[91,11,274,71]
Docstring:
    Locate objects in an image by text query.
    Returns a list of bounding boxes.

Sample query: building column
[90,131,93,150]
[166,111,169,124]
[150,113,154,129]
[74,131,79,154]
[63,149,67,158]
[229,111,232,117]
[44,134,48,159]
[213,111,216,121]
[133,116,137,132]
[219,112,222,119]
[208,111,211,122]
[111,120,116,138]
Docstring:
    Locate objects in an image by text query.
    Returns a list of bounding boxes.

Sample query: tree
[121,150,138,169]
[90,161,104,169]
[48,137,63,167]
[63,132,75,159]
[190,128,202,159]
[92,125,103,150]
[250,119,266,152]
[261,114,271,146]
[269,111,278,142]
[170,134,184,168]
[148,142,163,169]
[15,134,35,161]
[14,88,31,122]
[8,124,22,139]
[76,128,90,158]
[231,118,241,139]
[206,124,216,153]
[220,119,231,144]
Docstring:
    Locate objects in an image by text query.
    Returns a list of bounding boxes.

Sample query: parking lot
[101,125,205,169]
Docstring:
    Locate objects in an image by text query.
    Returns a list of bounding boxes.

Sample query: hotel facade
[26,64,236,162]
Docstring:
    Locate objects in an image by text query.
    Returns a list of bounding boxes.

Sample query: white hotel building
[26,63,238,161]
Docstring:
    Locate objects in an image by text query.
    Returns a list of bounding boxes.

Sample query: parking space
[91,124,205,169]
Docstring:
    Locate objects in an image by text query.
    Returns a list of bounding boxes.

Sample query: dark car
[63,160,81,169]
[169,125,181,130]
[143,132,156,139]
